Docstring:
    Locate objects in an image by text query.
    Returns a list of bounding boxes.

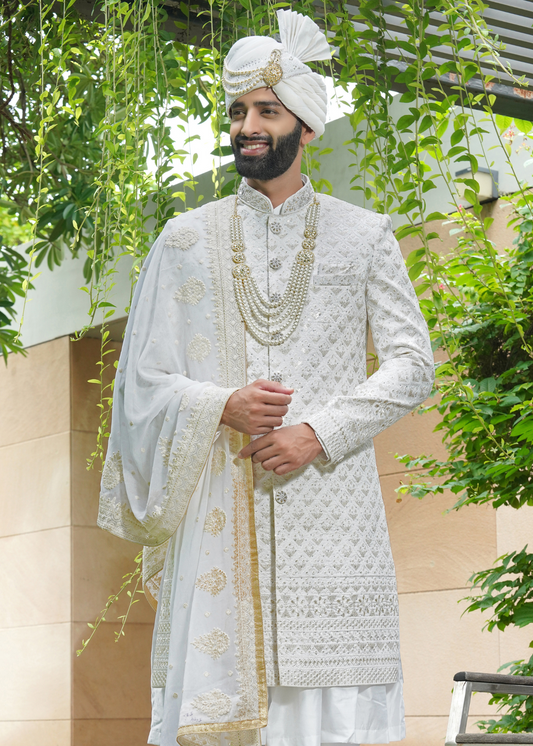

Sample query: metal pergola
[70,0,533,120]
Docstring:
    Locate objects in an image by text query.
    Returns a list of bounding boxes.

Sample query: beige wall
[1,201,531,745]
[0,337,153,746]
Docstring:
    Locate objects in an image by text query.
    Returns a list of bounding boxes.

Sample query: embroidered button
[173,692,178,698]
[270,292,281,304]
[275,490,287,504]
[270,221,281,235]
[271,372,283,383]
[270,257,281,270]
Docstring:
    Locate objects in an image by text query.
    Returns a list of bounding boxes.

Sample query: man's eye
[232,110,244,118]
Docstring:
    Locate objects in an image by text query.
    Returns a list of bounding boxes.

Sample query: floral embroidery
[101,451,123,490]
[151,540,175,687]
[192,628,230,660]
[237,174,314,215]
[165,227,199,251]
[231,462,263,720]
[196,567,227,596]
[185,735,219,746]
[191,689,231,718]
[206,200,247,390]
[207,200,267,724]
[174,276,206,305]
[187,334,211,363]
[179,392,189,412]
[98,387,231,545]
[158,436,172,467]
[211,447,227,476]
[204,506,226,536]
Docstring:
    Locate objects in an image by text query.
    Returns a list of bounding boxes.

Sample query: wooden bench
[446,672,533,745]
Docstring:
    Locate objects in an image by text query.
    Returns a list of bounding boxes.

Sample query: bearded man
[98,10,434,746]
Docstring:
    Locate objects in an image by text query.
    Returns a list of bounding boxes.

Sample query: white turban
[223,9,331,139]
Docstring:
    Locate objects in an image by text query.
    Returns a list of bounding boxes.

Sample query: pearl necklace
[231,195,321,347]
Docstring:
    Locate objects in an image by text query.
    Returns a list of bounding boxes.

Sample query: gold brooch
[262,50,283,87]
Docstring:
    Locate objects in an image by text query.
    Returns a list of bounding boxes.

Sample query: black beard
[231,120,303,180]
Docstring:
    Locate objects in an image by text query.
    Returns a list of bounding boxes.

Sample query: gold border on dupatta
[176,198,268,745]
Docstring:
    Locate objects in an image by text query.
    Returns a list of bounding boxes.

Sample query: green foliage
[398,209,533,510]
[0,241,31,362]
[464,545,533,733]
[461,549,533,733]
[477,656,533,734]
[76,549,143,655]
[465,548,533,632]
[0,207,32,246]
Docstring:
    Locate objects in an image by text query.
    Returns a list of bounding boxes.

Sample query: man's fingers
[262,416,284,427]
[238,435,272,459]
[261,392,292,407]
[262,455,292,472]
[260,404,289,416]
[251,444,278,463]
[256,379,294,395]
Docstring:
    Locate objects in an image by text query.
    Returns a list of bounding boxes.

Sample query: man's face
[229,88,305,180]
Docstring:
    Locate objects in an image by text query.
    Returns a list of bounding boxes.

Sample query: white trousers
[261,683,405,746]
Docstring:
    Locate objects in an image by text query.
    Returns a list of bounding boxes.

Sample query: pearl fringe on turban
[223,9,332,138]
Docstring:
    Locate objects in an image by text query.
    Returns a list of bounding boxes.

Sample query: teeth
[243,143,266,150]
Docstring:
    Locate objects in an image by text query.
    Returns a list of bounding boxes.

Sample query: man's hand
[220,379,293,435]
[238,423,324,475]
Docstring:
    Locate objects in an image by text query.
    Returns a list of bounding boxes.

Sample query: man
[98,9,434,746]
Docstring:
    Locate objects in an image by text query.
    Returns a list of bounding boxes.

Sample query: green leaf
[514,118,533,135]
[396,114,416,130]
[450,129,464,146]
[408,261,426,281]
[495,114,513,133]
[425,211,447,222]
[513,604,533,627]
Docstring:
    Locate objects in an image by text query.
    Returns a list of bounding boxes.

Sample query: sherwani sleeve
[304,214,435,466]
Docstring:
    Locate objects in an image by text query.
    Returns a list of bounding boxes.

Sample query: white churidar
[223,10,331,138]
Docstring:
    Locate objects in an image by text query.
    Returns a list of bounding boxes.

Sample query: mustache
[234,134,274,147]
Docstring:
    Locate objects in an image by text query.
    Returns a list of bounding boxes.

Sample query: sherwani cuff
[304,410,348,466]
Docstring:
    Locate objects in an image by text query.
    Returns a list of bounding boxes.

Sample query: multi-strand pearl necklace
[231,195,321,347]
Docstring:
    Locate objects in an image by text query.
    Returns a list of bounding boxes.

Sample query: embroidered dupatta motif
[98,197,267,745]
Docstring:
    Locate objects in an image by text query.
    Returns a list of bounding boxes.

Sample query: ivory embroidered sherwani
[98,176,434,746]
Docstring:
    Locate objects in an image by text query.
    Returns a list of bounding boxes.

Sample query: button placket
[269,218,281,272]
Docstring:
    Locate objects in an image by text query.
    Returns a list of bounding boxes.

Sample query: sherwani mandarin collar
[237,174,315,214]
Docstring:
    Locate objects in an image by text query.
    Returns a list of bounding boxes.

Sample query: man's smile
[239,141,270,156]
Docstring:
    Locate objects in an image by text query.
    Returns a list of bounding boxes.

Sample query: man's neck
[245,167,304,209]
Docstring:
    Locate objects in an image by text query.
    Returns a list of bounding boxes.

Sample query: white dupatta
[98,198,268,745]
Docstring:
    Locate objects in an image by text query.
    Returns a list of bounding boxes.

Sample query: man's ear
[301,124,315,147]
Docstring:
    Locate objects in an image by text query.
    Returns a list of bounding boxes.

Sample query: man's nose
[240,108,262,137]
